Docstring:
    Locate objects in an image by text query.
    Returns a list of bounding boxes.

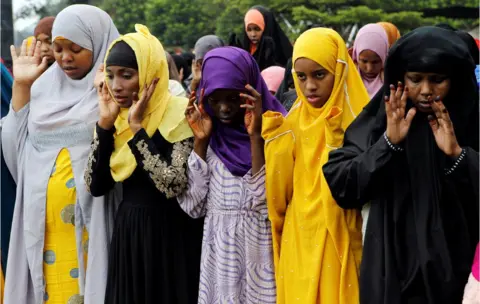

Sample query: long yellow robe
[262,28,370,304]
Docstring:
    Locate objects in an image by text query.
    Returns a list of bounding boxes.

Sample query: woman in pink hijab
[261,65,285,95]
[353,23,389,98]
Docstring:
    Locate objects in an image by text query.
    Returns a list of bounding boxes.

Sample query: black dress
[85,124,203,304]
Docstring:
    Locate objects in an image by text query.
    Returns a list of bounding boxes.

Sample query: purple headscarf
[199,46,286,176]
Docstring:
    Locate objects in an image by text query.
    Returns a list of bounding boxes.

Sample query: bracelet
[383,132,404,152]
[445,148,466,176]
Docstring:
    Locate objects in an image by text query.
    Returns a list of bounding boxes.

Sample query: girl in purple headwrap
[178,46,286,303]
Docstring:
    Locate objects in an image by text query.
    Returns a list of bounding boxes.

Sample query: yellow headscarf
[26,36,35,49]
[377,21,401,47]
[105,24,193,182]
[262,28,369,303]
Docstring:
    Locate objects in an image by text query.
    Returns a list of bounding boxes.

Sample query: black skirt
[104,176,204,304]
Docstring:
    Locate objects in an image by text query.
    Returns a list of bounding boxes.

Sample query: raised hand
[98,81,120,130]
[128,78,159,133]
[94,64,105,90]
[10,38,49,86]
[185,89,212,141]
[385,82,416,145]
[428,97,462,158]
[240,84,263,137]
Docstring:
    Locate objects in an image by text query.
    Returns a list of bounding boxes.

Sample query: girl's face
[357,50,383,78]
[246,24,263,45]
[36,33,55,66]
[207,89,245,124]
[53,38,93,80]
[404,72,451,113]
[294,57,335,108]
[106,66,140,108]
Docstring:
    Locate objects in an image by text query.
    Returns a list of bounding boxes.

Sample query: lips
[306,95,321,104]
[114,95,129,103]
[63,66,78,76]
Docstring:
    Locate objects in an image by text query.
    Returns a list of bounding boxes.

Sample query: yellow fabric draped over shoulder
[105,24,193,182]
[262,28,369,303]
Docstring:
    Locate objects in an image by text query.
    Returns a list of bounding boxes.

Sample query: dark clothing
[229,6,292,70]
[323,27,479,304]
[86,124,203,304]
[275,58,297,110]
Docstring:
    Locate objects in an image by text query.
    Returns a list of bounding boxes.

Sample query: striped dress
[178,148,276,303]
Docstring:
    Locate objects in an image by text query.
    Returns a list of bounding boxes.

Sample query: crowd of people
[0,3,479,304]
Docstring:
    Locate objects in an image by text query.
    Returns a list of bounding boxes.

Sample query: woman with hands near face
[85,25,203,304]
[323,26,479,304]
[179,47,286,303]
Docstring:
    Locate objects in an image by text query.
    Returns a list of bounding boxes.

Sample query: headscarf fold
[34,16,55,38]
[244,9,265,31]
[106,24,192,182]
[377,21,401,47]
[199,46,286,176]
[194,35,224,60]
[261,66,285,93]
[353,24,389,98]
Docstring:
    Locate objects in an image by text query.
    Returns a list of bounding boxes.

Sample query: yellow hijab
[105,24,193,181]
[26,36,34,49]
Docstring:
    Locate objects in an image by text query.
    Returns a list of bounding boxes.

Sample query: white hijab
[29,4,119,132]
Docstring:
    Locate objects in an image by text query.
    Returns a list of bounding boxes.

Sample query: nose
[305,78,317,93]
[219,103,231,114]
[111,79,123,93]
[419,80,433,99]
[365,63,374,73]
[40,43,49,52]
[61,51,73,62]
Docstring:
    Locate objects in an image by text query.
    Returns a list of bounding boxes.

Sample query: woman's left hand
[240,84,263,138]
[428,97,462,158]
[128,78,159,133]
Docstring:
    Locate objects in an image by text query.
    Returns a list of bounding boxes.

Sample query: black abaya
[323,27,479,304]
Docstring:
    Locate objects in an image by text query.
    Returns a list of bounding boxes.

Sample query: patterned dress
[177,148,276,304]
[44,149,88,304]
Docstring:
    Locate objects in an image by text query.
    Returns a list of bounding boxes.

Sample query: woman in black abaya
[323,26,479,304]
[229,5,292,70]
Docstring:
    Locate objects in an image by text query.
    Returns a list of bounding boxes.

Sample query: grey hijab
[3,5,119,304]
[194,35,224,60]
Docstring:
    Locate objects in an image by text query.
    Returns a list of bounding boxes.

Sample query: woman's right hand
[10,38,49,87]
[185,89,212,141]
[385,82,416,145]
[97,82,120,130]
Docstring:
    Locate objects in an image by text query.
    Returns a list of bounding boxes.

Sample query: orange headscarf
[244,9,265,54]
[377,22,401,47]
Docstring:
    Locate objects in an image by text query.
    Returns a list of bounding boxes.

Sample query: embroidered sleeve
[128,129,193,199]
[84,123,116,196]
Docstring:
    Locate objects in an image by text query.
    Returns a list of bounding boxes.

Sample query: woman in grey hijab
[187,35,224,94]
[2,5,119,303]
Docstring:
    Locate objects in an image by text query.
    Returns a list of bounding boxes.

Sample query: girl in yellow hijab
[262,28,369,303]
[84,24,203,303]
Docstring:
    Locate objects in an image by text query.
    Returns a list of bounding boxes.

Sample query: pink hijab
[261,66,285,94]
[353,24,388,98]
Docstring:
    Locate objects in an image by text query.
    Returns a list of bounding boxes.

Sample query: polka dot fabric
[43,149,88,303]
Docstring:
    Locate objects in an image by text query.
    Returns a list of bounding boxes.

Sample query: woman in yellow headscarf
[262,28,369,303]
[84,24,203,303]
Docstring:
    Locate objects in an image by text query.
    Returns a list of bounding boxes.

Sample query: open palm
[385,83,416,145]
[10,38,49,86]
[185,90,212,141]
[98,82,120,124]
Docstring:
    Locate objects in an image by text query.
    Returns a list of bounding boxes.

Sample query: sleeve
[84,123,116,197]
[176,151,210,218]
[261,111,295,271]
[322,110,397,209]
[128,128,193,199]
[444,147,479,200]
[1,104,30,182]
[244,165,266,202]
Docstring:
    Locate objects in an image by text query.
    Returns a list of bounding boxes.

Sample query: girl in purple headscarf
[178,46,286,303]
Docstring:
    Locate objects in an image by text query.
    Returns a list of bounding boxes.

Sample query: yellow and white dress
[43,149,87,304]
